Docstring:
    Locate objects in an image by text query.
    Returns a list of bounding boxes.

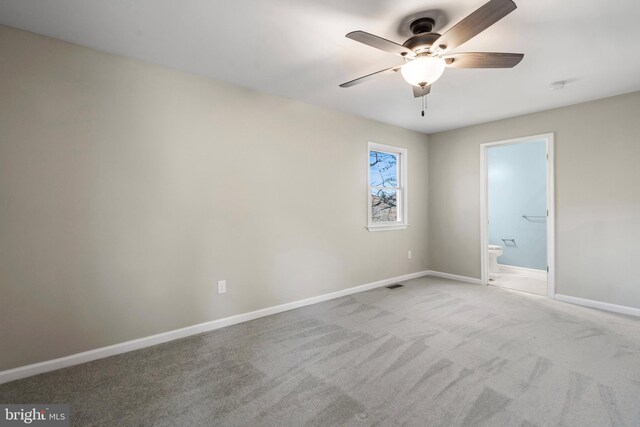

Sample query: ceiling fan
[339,0,524,116]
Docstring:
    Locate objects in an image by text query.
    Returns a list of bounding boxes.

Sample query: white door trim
[479,133,556,298]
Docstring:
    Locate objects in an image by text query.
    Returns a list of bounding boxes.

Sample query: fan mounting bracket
[409,17,436,35]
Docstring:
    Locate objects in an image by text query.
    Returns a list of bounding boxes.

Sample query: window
[368,142,408,231]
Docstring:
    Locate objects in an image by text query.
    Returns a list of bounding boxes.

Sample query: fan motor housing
[403,33,441,53]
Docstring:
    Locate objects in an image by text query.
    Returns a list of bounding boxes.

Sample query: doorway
[480,133,555,297]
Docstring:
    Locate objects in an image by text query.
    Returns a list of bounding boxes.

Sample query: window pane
[369,151,398,188]
[371,188,398,222]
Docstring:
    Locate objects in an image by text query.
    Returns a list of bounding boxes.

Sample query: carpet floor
[1,277,640,426]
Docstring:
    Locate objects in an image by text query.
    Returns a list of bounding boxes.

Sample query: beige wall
[0,25,430,371]
[428,91,640,308]
[2,22,639,373]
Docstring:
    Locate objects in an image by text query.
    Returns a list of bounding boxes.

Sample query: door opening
[480,133,555,297]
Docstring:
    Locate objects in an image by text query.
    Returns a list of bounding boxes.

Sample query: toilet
[488,245,503,273]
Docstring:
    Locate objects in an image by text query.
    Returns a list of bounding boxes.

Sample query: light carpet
[1,277,639,426]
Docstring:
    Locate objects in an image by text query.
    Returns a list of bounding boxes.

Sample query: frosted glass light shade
[401,56,446,87]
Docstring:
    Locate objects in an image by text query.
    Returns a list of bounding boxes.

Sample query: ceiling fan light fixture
[400,56,446,87]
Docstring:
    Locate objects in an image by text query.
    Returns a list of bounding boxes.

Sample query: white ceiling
[1,0,639,133]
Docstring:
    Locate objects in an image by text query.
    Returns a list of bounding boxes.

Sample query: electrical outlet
[408,250,412,260]
[217,280,226,294]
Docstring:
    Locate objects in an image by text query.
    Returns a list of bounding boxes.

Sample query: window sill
[367,224,409,232]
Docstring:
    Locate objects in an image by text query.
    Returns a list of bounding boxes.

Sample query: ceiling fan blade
[346,31,415,58]
[413,85,431,98]
[339,65,403,88]
[445,52,523,68]
[434,0,517,51]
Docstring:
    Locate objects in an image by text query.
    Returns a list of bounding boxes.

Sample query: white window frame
[367,142,408,232]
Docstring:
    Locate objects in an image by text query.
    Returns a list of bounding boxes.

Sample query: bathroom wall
[488,140,547,270]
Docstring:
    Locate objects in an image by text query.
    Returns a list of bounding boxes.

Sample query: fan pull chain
[421,95,426,117]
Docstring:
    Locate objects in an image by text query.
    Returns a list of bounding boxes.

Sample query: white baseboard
[426,270,482,285]
[0,270,430,385]
[554,294,640,318]
[497,264,547,280]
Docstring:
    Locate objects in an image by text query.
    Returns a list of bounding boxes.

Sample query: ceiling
[1,0,639,134]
